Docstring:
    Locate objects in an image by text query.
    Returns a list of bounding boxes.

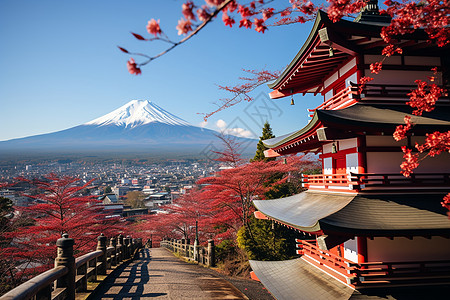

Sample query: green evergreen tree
[251,121,276,162]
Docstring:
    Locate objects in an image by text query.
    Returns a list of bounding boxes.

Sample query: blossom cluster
[407,80,444,116]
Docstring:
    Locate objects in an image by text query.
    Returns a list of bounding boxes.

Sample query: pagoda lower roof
[263,104,450,149]
[249,258,354,300]
[250,258,450,300]
[253,191,450,236]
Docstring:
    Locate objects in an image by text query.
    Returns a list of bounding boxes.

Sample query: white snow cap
[85,100,190,128]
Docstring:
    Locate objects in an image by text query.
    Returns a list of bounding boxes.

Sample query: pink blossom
[182,1,196,21]
[393,115,413,141]
[400,146,419,177]
[407,80,443,115]
[239,18,252,29]
[254,18,267,33]
[197,6,211,22]
[176,18,192,35]
[146,19,162,36]
[263,8,274,20]
[222,12,235,27]
[127,58,141,75]
[370,62,383,74]
[238,5,253,18]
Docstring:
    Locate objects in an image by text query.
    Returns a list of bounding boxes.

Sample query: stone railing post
[117,234,124,262]
[207,239,215,267]
[194,238,199,262]
[110,237,117,266]
[124,236,131,259]
[97,233,107,275]
[55,233,76,300]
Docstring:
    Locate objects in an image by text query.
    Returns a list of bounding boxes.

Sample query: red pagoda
[249,3,450,299]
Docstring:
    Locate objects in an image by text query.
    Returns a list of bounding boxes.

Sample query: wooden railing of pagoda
[160,238,215,267]
[0,233,142,300]
[297,239,450,288]
[308,83,449,117]
[302,172,450,192]
[308,86,359,116]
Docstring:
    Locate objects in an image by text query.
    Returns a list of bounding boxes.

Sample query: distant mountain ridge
[0,100,256,156]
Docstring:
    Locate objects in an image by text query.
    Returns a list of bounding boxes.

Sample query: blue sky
[0,0,323,142]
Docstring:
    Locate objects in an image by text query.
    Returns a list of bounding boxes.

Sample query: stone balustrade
[1,233,142,300]
[160,238,215,267]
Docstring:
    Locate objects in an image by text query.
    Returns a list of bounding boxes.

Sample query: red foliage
[407,80,444,116]
[197,155,317,240]
[3,174,126,284]
[393,115,412,141]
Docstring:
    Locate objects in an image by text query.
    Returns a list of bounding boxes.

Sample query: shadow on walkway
[89,248,167,299]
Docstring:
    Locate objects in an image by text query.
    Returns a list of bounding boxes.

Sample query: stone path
[91,247,248,299]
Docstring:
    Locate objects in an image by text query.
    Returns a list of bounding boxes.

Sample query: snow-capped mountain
[85,100,190,128]
[0,100,256,156]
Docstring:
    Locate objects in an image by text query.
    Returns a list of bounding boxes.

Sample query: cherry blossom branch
[200,68,281,120]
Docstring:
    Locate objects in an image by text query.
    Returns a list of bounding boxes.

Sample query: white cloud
[214,119,255,138]
[216,119,227,129]
[198,120,208,128]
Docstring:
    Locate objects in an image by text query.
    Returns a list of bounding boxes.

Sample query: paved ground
[90,247,271,300]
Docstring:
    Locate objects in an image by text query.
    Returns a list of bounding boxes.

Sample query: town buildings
[249,4,450,300]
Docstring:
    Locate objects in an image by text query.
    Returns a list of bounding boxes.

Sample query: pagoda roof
[249,258,354,300]
[262,104,450,153]
[268,10,446,99]
[250,257,450,300]
[253,191,450,236]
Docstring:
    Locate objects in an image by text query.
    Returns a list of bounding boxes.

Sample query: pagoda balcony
[308,83,450,117]
[297,239,450,289]
[302,172,450,192]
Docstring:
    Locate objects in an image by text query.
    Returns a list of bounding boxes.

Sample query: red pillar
[357,236,367,264]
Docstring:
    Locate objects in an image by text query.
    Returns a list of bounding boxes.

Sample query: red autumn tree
[2,174,125,289]
[198,154,318,241]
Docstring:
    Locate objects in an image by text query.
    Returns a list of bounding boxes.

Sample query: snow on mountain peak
[85,100,191,128]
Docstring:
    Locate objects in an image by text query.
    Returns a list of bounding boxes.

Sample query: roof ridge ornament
[354,0,391,25]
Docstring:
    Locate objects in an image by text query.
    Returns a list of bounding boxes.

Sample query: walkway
[90,247,248,299]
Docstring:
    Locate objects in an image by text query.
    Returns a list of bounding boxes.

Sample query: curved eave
[263,111,321,149]
[263,104,450,151]
[253,192,355,234]
[267,11,326,91]
[254,192,450,236]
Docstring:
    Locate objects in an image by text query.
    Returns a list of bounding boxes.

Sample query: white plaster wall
[340,58,357,75]
[404,56,441,66]
[367,237,450,262]
[367,151,450,173]
[339,138,357,150]
[364,70,438,85]
[346,153,359,173]
[366,135,407,147]
[323,157,332,174]
[366,152,403,173]
[344,238,358,262]
[323,143,333,154]
[324,90,333,101]
[346,73,358,87]
[414,152,450,173]
[324,71,339,90]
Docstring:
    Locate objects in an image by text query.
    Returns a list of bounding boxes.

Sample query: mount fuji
[0,100,256,156]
